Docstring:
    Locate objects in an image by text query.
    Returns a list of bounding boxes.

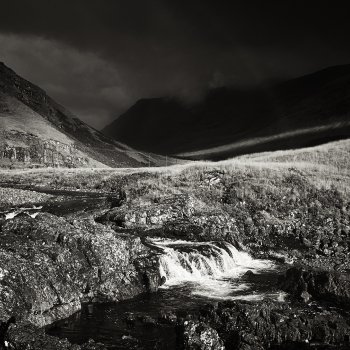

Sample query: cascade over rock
[152,240,271,285]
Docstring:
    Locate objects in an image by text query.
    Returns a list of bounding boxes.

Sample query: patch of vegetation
[1,140,350,237]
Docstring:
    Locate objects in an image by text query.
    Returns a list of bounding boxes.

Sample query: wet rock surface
[173,300,350,350]
[97,194,240,245]
[0,212,163,347]
[279,266,350,309]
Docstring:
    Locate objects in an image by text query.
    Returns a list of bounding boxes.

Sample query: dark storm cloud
[0,0,350,128]
[0,34,132,128]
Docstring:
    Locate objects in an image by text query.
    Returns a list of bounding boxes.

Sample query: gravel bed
[0,187,54,206]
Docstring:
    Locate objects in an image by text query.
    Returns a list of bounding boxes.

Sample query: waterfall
[149,239,273,287]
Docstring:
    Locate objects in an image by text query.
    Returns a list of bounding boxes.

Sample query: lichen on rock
[0,212,162,329]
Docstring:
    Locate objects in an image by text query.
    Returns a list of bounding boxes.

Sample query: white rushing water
[150,239,285,301]
[3,206,43,220]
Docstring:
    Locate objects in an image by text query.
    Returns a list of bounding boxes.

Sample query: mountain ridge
[102,64,350,159]
[0,62,169,168]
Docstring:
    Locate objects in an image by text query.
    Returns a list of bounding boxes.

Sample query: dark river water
[46,271,282,349]
[46,240,284,349]
[0,183,118,217]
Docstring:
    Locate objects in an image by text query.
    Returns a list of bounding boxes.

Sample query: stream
[0,183,119,217]
[0,185,286,349]
[46,240,284,349]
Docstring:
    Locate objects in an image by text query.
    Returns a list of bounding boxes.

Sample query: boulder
[278,267,350,308]
[176,300,350,349]
[158,309,177,325]
[0,212,161,328]
[142,315,156,326]
[180,321,225,350]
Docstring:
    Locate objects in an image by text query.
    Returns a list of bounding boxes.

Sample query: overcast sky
[1,0,349,129]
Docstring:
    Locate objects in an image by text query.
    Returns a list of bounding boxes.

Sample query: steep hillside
[102,65,350,159]
[0,62,169,168]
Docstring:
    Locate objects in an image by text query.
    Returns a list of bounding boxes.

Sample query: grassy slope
[0,94,108,168]
[0,62,178,168]
[179,123,350,158]
[0,94,75,144]
[2,138,349,198]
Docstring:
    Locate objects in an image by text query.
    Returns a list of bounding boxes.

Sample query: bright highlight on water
[150,239,284,301]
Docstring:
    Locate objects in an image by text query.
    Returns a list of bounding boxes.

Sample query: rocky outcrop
[99,194,197,228]
[97,194,240,245]
[1,131,89,168]
[0,61,163,168]
[278,266,350,308]
[0,213,162,328]
[179,321,225,350]
[175,301,350,350]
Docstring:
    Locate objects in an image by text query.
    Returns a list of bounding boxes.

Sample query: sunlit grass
[1,138,349,199]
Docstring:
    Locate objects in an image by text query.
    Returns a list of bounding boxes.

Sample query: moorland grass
[1,139,349,203]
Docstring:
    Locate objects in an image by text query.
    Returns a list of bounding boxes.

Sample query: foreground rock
[174,300,350,350]
[0,213,162,330]
[278,266,350,309]
[1,169,350,349]
[97,194,240,245]
[179,321,225,350]
[5,321,129,349]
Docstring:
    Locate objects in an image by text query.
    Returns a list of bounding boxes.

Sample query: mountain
[0,62,167,168]
[102,64,350,160]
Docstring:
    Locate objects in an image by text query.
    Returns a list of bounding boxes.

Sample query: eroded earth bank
[1,164,350,349]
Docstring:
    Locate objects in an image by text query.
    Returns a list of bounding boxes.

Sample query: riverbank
[0,187,54,207]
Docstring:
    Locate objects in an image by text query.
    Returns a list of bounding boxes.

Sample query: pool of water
[46,240,285,349]
[47,271,283,349]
